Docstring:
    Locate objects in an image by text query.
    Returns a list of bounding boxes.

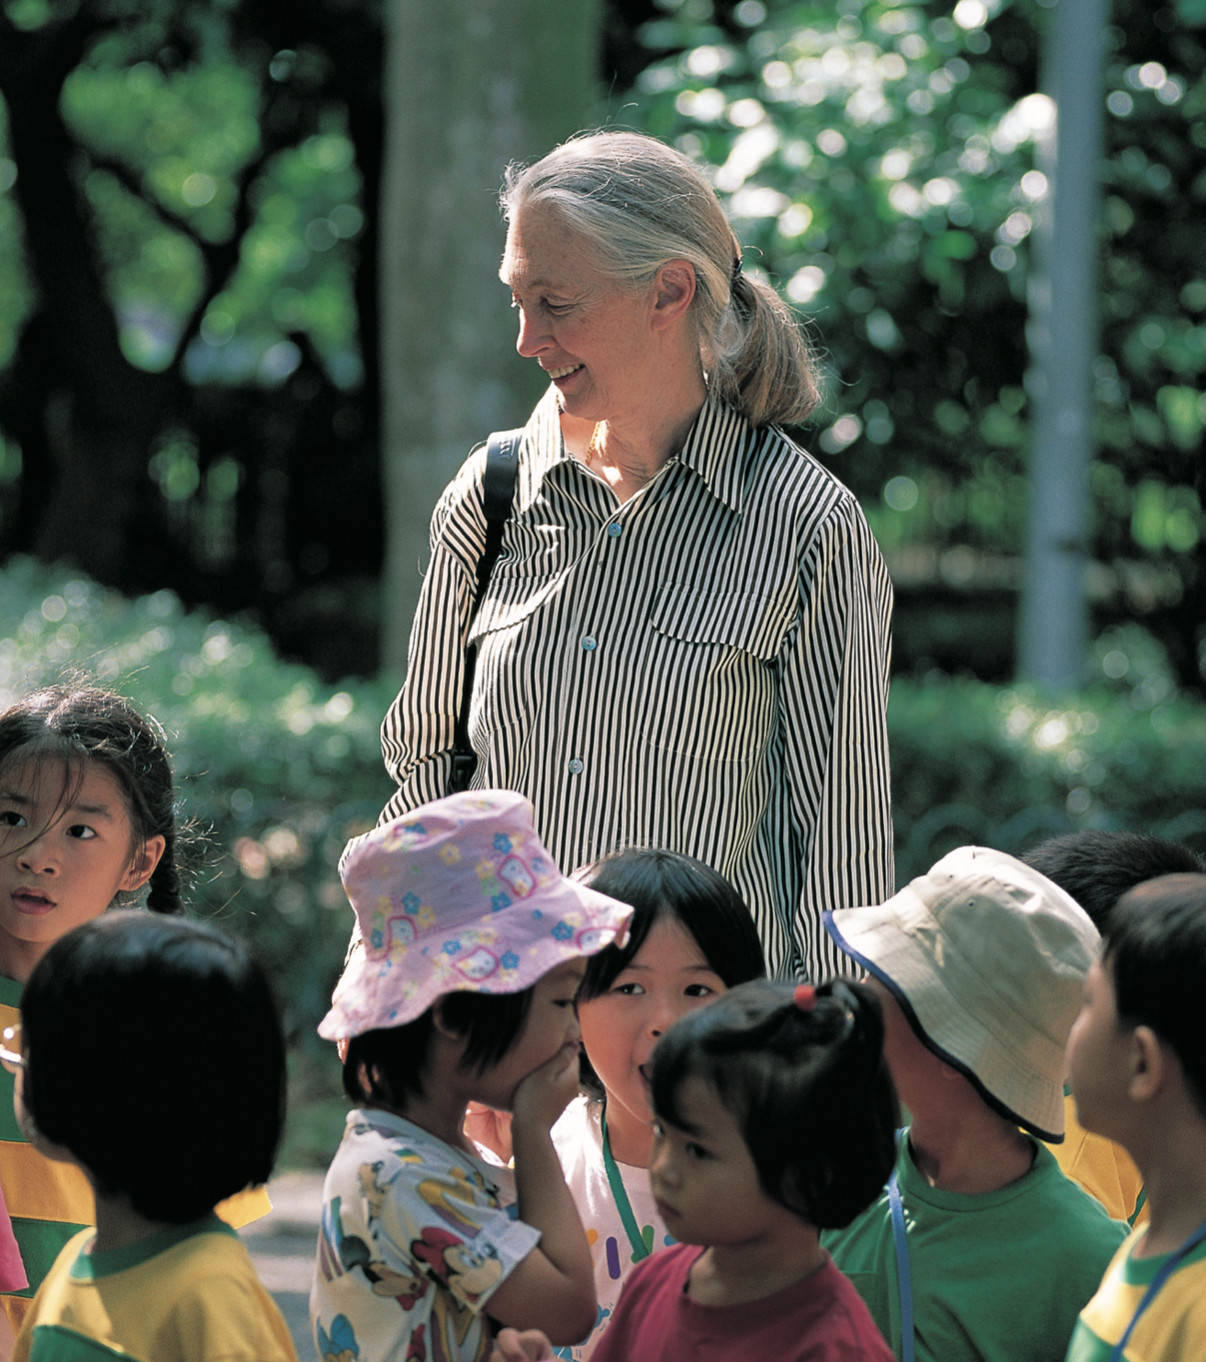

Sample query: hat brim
[824,899,1066,1141]
[319,876,631,1042]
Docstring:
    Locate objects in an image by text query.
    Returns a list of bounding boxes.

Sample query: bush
[6,557,1205,1046]
[890,668,1206,882]
[0,556,395,1048]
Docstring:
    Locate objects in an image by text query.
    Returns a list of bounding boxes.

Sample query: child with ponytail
[492,979,898,1361]
[591,979,897,1360]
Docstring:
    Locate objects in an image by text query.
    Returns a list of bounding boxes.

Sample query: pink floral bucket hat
[319,791,633,1041]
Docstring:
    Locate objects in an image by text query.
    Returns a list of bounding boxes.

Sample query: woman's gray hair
[502,130,819,428]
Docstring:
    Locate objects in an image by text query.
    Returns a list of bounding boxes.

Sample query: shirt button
[581,635,597,652]
[607,523,623,538]
[568,758,584,775]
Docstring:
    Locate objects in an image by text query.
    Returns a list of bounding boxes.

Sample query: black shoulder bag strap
[449,428,522,794]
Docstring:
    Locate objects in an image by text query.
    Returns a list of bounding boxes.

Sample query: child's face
[0,758,164,981]
[578,918,726,1144]
[649,1075,798,1247]
[1066,956,1132,1139]
[472,960,585,1111]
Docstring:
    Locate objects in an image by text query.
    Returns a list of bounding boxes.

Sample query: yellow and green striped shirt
[1066,1225,1206,1362]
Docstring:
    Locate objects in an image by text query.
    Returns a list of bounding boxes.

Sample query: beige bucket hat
[823,845,1098,1140]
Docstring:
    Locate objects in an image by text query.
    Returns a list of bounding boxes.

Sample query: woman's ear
[650,259,697,330]
[123,835,166,892]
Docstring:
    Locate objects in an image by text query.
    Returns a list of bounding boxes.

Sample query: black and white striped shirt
[378,388,894,981]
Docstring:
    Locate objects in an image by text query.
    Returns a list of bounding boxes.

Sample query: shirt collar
[515,387,757,517]
[675,395,756,514]
[515,386,573,516]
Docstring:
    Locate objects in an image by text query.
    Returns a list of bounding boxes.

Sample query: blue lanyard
[888,1168,914,1362]
[1107,1218,1206,1362]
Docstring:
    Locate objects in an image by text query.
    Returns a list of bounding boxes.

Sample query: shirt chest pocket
[468,571,563,642]
[637,583,794,763]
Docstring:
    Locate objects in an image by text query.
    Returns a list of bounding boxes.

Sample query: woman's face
[500,206,662,425]
[577,917,726,1163]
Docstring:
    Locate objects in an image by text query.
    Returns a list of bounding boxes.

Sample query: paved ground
[242,1170,325,1361]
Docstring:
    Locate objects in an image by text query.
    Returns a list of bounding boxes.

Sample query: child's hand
[490,1327,554,1360]
[511,1042,580,1133]
[465,1102,514,1162]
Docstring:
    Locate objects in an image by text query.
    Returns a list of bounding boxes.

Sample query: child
[1064,873,1206,1361]
[550,848,766,1359]
[7,910,295,1362]
[1024,831,1206,1224]
[310,790,634,1362]
[589,978,897,1361]
[821,845,1128,1362]
[0,684,269,1333]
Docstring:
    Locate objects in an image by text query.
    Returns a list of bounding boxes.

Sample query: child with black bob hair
[311,791,634,1362]
[573,849,765,1097]
[0,682,271,1339]
[590,979,898,1361]
[1023,829,1206,1225]
[548,848,766,1358]
[1064,872,1206,1359]
[10,910,294,1361]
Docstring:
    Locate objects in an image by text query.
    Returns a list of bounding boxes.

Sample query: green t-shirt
[822,1130,1128,1362]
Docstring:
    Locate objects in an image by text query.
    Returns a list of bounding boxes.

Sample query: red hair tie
[794,984,817,1012]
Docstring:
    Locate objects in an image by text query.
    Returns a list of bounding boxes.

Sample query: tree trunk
[0,14,169,581]
[378,0,601,677]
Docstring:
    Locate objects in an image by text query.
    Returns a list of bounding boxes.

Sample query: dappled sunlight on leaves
[0,557,395,1047]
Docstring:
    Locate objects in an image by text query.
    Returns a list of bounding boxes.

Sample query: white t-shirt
[551,1096,675,1360]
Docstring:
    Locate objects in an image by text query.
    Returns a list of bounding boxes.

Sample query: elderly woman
[373,130,893,981]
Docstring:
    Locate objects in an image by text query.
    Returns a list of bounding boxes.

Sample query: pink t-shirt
[593,1242,893,1362]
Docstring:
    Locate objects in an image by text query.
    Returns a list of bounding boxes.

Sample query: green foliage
[620,0,1206,684]
[0,557,396,1047]
[0,3,367,382]
[6,557,1205,1070]
[890,641,1206,881]
[64,52,363,379]
[0,105,30,371]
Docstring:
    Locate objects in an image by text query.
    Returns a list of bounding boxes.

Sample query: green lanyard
[600,1110,652,1263]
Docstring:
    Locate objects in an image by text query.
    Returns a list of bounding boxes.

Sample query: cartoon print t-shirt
[310,1108,540,1362]
[551,1096,675,1359]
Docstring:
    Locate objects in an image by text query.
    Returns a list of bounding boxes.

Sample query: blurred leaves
[5,556,1204,1048]
[0,556,395,1046]
[623,0,1205,684]
[890,646,1206,880]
